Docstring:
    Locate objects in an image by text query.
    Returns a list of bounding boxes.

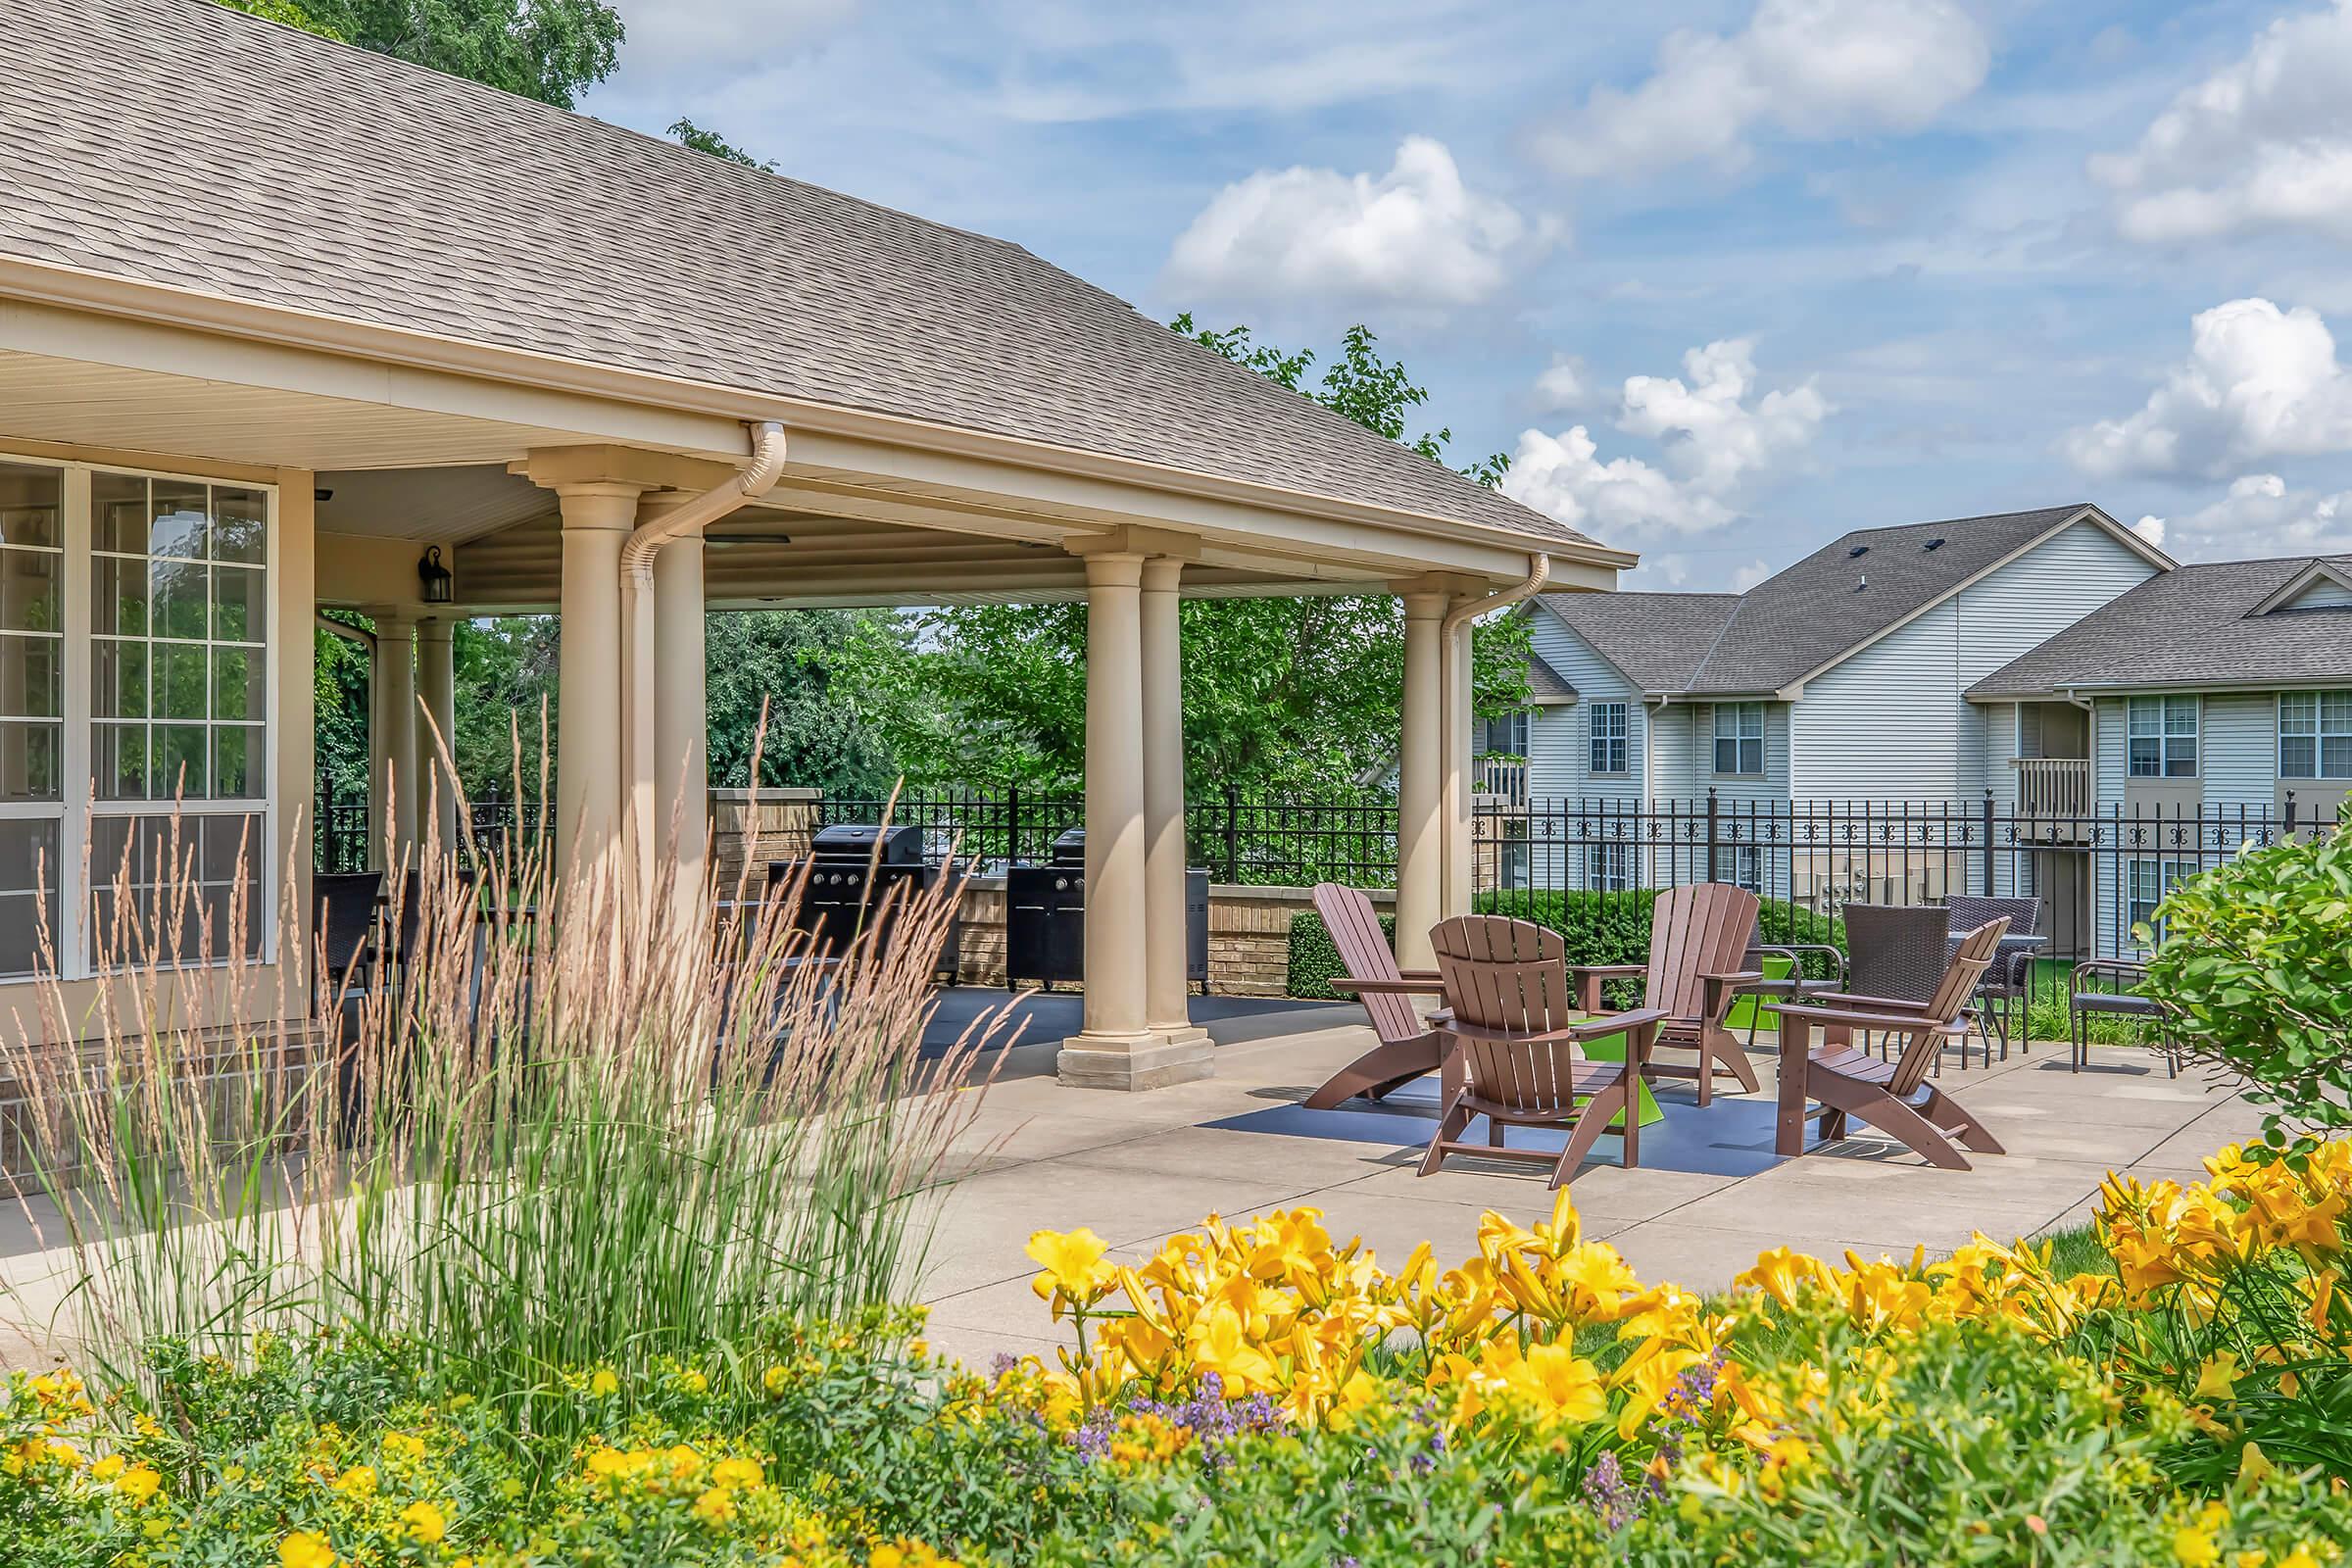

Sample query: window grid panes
[2279,692,2352,779]
[90,473,268,806]
[1713,703,1764,775]
[1731,845,1761,895]
[1585,841,1632,892]
[2128,859,2195,944]
[2127,696,2197,778]
[1588,702,1628,774]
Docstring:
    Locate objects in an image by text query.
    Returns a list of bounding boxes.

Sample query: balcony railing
[2011,757,2092,816]
[1476,755,1528,806]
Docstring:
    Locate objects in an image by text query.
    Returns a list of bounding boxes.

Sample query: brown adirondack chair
[1769,918,2010,1171]
[1302,883,1451,1110]
[1420,915,1667,1190]
[1569,882,1763,1106]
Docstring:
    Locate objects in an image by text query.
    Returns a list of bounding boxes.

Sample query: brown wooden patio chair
[1568,882,1763,1106]
[1419,915,1666,1190]
[1768,918,2010,1171]
[1302,883,1451,1110]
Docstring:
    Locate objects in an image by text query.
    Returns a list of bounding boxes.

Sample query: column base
[1151,1022,1211,1051]
[1056,1031,1213,1091]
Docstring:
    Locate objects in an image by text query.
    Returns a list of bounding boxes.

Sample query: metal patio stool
[2069,958,2179,1078]
[1740,938,1848,1049]
[1945,895,2043,1060]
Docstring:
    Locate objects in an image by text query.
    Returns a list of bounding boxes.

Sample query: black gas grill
[768,823,960,982]
[1005,827,1209,991]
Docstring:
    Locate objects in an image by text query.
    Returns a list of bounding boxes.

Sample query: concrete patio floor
[916,1015,2258,1372]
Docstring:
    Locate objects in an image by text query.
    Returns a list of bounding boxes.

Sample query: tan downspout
[1439,554,1550,913]
[622,420,789,890]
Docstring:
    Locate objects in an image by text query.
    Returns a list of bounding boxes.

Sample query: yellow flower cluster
[1019,1138,2352,1456]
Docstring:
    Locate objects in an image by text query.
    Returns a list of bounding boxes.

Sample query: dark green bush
[1286,890,1843,999]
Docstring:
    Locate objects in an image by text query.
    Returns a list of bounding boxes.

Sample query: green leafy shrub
[1286,890,1842,999]
[2144,817,2352,1134]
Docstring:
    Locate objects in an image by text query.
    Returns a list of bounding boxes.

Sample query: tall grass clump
[2,741,1004,1409]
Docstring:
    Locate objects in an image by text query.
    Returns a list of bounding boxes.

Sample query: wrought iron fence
[1476,789,2328,1004]
[314,789,546,871]
[817,790,1400,887]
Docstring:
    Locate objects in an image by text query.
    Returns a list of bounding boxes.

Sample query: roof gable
[1680,505,2165,695]
[2250,560,2352,615]
[1534,591,1740,695]
[0,0,1598,553]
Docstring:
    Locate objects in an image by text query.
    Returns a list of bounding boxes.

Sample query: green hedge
[1286,889,1844,1000]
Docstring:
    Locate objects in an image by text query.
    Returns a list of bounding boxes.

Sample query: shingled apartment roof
[1970,556,2352,697]
[0,0,1605,554]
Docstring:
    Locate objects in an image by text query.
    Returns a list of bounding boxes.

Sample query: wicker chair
[1839,904,1975,1068]
[1944,895,2042,1060]
[1740,938,1849,1048]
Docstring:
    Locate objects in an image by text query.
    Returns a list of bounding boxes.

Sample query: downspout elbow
[622,420,788,583]
[1445,553,1549,637]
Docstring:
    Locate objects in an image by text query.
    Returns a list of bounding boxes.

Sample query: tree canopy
[213,0,623,107]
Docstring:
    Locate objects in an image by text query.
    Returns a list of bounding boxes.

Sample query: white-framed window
[1730,845,1761,895]
[1481,710,1529,757]
[2127,858,2195,942]
[0,453,273,980]
[2279,691,2352,779]
[1587,701,1628,775]
[1585,841,1632,891]
[1712,703,1764,776]
[2127,696,2197,778]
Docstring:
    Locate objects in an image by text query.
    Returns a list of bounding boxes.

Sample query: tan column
[1444,605,1476,916]
[373,610,418,868]
[1140,558,1204,1047]
[1059,551,1206,1090]
[652,526,709,890]
[1395,591,1446,969]
[555,482,643,880]
[416,617,459,854]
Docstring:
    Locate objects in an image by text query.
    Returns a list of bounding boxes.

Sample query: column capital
[1077,550,1146,588]
[1139,556,1185,594]
[366,605,418,632]
[1064,525,1202,563]
[1398,590,1449,621]
[635,488,707,535]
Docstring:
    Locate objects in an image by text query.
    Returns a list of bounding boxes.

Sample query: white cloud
[1162,137,1556,308]
[1531,0,1990,180]
[2136,473,2352,561]
[2092,2,2352,244]
[1534,354,1592,411]
[1730,558,1775,591]
[1502,339,1830,543]
[2062,298,2352,478]
[609,0,862,80]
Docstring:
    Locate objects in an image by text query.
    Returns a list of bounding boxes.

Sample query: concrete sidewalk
[915,1020,2255,1372]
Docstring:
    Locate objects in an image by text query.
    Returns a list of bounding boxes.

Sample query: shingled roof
[1536,506,2152,697]
[0,0,1602,554]
[1536,591,1740,694]
[1970,555,2352,697]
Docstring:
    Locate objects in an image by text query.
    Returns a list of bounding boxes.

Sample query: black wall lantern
[416,545,454,606]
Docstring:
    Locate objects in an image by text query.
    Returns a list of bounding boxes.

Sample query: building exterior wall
[0,440,317,1049]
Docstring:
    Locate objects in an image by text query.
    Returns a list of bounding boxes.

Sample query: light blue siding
[1521,613,1648,889]
[1790,600,1959,800]
[2203,694,2276,810]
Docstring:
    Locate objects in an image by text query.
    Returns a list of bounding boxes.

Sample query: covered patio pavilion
[0,0,1630,1085]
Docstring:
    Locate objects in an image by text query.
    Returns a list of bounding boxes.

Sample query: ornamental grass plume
[1,714,1008,1406]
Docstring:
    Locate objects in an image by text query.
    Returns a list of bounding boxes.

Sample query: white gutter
[624,420,789,874]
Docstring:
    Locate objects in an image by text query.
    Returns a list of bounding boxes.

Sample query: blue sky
[583,1,2352,588]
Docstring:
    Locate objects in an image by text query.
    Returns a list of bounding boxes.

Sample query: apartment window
[1730,845,1761,895]
[1712,703,1764,775]
[1482,710,1530,757]
[2279,691,2352,779]
[0,456,272,980]
[2127,696,2197,778]
[2128,858,2196,943]
[1587,702,1628,775]
[1585,841,1632,892]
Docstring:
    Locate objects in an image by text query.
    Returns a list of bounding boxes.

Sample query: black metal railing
[816,789,1400,887]
[1476,788,2327,1005]
[315,788,547,871]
